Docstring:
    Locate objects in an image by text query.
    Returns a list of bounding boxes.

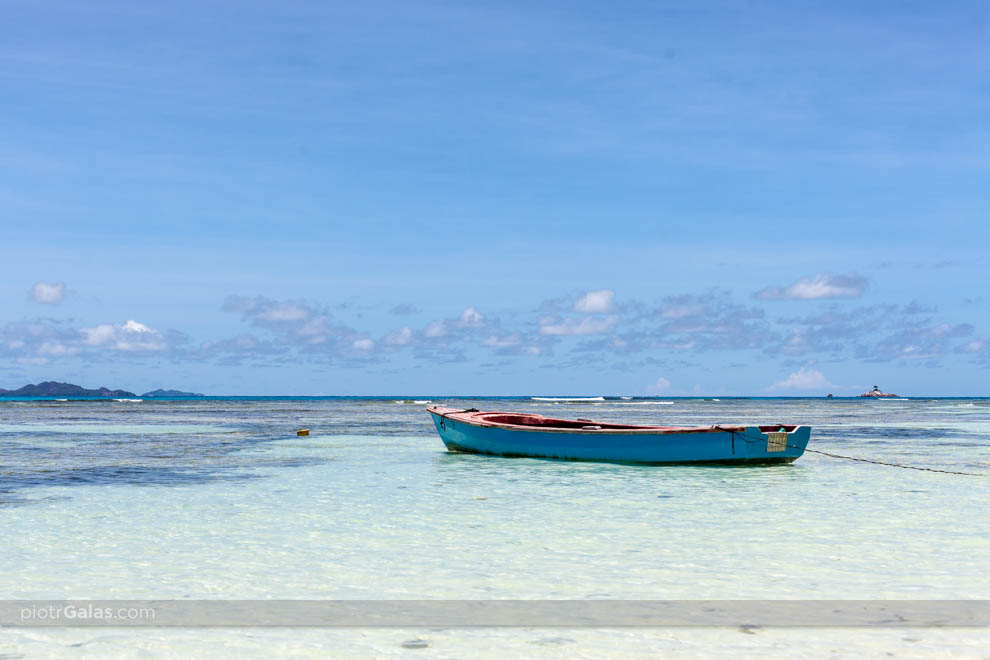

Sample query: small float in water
[427,406,811,465]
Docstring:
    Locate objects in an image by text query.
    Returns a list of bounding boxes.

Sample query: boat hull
[428,408,810,465]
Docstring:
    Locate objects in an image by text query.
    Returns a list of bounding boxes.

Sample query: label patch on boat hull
[766,432,788,453]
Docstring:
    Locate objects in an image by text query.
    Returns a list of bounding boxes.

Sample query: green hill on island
[141,389,204,397]
[0,381,203,398]
[0,381,137,397]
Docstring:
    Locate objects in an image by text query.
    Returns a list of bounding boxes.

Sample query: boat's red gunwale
[427,406,798,435]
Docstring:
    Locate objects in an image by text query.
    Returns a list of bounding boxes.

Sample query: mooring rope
[434,408,479,429]
[719,427,988,477]
[802,447,987,476]
[442,407,479,416]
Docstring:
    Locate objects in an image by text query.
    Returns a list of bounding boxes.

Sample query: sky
[2,0,989,395]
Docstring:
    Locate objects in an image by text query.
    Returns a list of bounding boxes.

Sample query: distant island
[0,381,204,398]
[141,388,205,397]
[858,385,899,398]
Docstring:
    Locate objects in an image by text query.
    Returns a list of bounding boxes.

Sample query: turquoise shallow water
[1,397,989,658]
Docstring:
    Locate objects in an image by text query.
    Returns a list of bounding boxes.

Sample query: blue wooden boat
[427,406,810,465]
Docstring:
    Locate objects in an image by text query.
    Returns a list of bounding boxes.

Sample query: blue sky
[2,0,989,395]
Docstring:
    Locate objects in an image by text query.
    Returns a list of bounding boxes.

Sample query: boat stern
[735,425,811,463]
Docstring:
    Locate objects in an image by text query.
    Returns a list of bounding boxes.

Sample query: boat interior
[479,413,658,430]
[469,412,797,433]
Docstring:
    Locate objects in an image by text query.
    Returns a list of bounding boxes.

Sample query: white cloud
[351,338,374,351]
[389,303,420,316]
[652,291,769,352]
[768,368,832,391]
[659,304,703,319]
[31,281,65,304]
[38,341,79,357]
[81,324,115,346]
[80,320,168,352]
[865,321,973,362]
[296,316,331,340]
[123,320,152,333]
[664,341,695,350]
[423,320,447,338]
[459,306,484,327]
[257,303,310,322]
[574,289,616,313]
[221,295,362,352]
[646,376,670,394]
[221,296,258,314]
[927,323,953,337]
[754,273,868,300]
[227,335,264,350]
[222,295,315,327]
[958,338,986,353]
[539,316,618,336]
[482,333,521,347]
[384,326,413,346]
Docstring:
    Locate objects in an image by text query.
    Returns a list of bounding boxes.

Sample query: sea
[1,396,988,658]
